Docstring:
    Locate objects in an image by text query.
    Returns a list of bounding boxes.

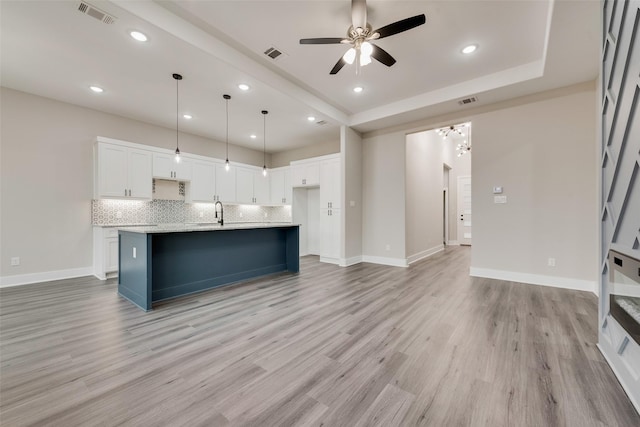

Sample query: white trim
[361,255,408,268]
[407,245,444,265]
[598,341,640,415]
[470,267,597,294]
[319,256,340,265]
[0,267,95,288]
[340,256,363,267]
[447,240,459,246]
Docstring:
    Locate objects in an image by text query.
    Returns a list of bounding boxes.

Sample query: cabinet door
[190,161,216,202]
[152,153,174,179]
[176,158,192,181]
[320,159,341,209]
[305,162,320,186]
[215,164,236,202]
[98,144,128,198]
[128,148,153,199]
[283,168,292,205]
[235,167,254,204]
[320,208,340,259]
[105,237,119,272]
[254,170,270,204]
[270,169,285,204]
[291,165,306,187]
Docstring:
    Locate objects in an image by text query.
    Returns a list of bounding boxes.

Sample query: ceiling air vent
[316,120,327,126]
[458,96,478,106]
[264,47,285,61]
[77,1,117,24]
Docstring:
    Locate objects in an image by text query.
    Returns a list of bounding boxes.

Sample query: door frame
[457,175,472,246]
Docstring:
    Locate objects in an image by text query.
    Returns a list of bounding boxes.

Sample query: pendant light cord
[175,77,179,151]
[226,97,229,159]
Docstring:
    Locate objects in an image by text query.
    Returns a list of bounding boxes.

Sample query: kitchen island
[117,223,299,311]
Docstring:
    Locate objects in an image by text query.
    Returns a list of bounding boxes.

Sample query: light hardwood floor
[1,247,638,426]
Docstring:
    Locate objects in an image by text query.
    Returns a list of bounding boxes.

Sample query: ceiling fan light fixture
[343,48,356,64]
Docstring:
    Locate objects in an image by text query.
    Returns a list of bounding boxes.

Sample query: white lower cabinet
[93,227,119,280]
[320,208,341,262]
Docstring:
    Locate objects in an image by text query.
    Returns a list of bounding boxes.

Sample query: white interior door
[457,175,472,245]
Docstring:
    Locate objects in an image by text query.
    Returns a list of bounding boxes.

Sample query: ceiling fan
[300,0,426,75]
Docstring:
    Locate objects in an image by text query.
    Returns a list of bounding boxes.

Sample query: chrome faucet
[214,201,224,226]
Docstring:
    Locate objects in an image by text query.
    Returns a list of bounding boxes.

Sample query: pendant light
[223,94,231,171]
[172,73,182,163]
[261,110,268,177]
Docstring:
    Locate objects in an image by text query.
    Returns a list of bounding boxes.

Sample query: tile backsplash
[92,199,292,226]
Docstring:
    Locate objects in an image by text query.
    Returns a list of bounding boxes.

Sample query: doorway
[457,175,472,245]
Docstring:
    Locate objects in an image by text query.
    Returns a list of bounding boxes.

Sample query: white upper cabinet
[291,161,320,187]
[236,166,270,204]
[320,158,341,209]
[270,167,292,205]
[188,160,216,203]
[215,164,236,203]
[254,170,270,205]
[95,142,152,200]
[153,152,192,181]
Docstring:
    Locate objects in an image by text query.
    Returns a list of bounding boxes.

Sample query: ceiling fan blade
[330,57,347,75]
[371,44,396,67]
[351,0,367,29]
[300,37,345,45]
[374,14,426,39]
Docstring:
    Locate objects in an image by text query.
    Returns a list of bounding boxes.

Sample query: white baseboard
[447,240,459,246]
[407,245,444,265]
[319,256,340,265]
[361,255,408,268]
[340,256,363,267]
[469,267,597,294]
[597,341,640,415]
[0,267,95,288]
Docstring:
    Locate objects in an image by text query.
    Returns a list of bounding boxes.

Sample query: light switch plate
[493,186,503,194]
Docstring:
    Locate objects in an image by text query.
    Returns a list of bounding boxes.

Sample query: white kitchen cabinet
[320,208,341,261]
[270,167,292,205]
[153,152,192,181]
[188,160,216,202]
[291,161,320,187]
[236,166,269,204]
[215,164,236,202]
[93,227,119,280]
[95,142,152,200]
[320,158,341,209]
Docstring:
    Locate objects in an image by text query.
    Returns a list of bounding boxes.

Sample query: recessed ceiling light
[130,31,148,42]
[462,44,477,54]
[353,86,363,93]
[183,114,192,119]
[238,84,250,91]
[89,86,104,93]
[250,134,257,139]
[307,116,316,122]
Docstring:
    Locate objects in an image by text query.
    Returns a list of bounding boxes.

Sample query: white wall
[405,131,443,260]
[341,126,362,263]
[0,87,270,280]
[362,82,598,289]
[362,131,406,263]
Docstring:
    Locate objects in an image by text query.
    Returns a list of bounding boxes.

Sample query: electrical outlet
[10,257,20,266]
[385,244,391,251]
[548,257,556,267]
[199,211,204,218]
[264,212,268,218]
[116,211,123,219]
[239,212,243,218]
[133,247,137,259]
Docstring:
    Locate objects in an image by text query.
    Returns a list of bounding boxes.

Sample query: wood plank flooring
[1,247,638,426]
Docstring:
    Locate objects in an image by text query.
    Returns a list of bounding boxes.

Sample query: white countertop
[116,222,298,234]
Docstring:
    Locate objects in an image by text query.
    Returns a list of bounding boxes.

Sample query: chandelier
[437,125,465,138]
[456,140,471,157]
